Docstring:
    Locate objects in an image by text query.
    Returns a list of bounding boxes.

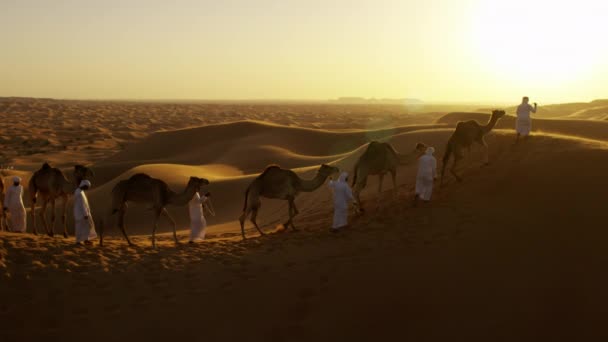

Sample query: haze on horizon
[2,0,608,104]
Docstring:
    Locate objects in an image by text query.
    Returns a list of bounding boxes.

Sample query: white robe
[73,188,97,243]
[189,192,208,241]
[416,153,437,201]
[328,173,354,229]
[4,185,27,232]
[516,103,536,136]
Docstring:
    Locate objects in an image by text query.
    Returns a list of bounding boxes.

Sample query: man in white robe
[3,176,27,232]
[189,191,210,243]
[414,147,437,205]
[73,180,97,245]
[516,96,537,142]
[328,172,354,231]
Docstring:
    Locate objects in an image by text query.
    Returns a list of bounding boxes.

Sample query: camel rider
[189,191,211,243]
[516,96,537,142]
[328,172,354,231]
[73,180,97,245]
[3,176,27,232]
[414,147,437,206]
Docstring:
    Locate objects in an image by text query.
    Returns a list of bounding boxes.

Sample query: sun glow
[470,0,608,84]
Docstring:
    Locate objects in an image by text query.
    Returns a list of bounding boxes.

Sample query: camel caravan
[1,109,509,247]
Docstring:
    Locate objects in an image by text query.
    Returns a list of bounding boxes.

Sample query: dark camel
[441,110,506,186]
[351,141,426,212]
[239,164,339,239]
[28,163,94,237]
[103,174,209,247]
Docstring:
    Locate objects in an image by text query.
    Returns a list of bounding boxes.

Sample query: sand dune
[2,127,608,341]
[497,98,608,120]
[3,100,608,340]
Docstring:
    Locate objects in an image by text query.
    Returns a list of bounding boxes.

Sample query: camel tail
[110,181,128,215]
[385,143,400,158]
[441,142,453,184]
[28,175,38,203]
[352,160,360,187]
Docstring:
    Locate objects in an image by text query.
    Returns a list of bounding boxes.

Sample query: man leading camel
[414,147,437,207]
[515,96,537,143]
[74,180,97,245]
[4,177,26,232]
[328,172,354,232]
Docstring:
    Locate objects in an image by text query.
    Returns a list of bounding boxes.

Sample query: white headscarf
[338,172,348,183]
[426,147,435,155]
[12,176,21,183]
[79,180,91,188]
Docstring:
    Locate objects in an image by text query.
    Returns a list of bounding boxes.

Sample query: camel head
[74,165,94,184]
[317,164,340,178]
[187,176,210,192]
[492,109,506,119]
[414,142,427,153]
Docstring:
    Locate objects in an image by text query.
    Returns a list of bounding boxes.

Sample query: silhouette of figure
[515,96,537,143]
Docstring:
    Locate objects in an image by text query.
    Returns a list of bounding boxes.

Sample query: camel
[441,109,506,186]
[351,141,426,213]
[239,164,339,239]
[103,174,209,247]
[28,163,94,237]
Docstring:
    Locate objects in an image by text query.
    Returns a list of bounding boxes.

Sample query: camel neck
[168,185,197,206]
[62,174,78,194]
[482,114,499,135]
[398,150,422,165]
[299,172,328,192]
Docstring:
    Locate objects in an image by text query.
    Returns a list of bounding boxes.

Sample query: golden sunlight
[470,0,608,84]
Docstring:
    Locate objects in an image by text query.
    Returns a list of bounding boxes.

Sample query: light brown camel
[28,163,94,237]
[351,141,427,213]
[239,164,339,239]
[102,174,210,247]
[441,109,506,186]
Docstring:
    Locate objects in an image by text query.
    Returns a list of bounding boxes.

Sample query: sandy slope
[2,129,608,341]
[2,102,608,340]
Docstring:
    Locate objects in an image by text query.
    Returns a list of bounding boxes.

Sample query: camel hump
[41,162,52,170]
[128,173,152,182]
[260,164,282,175]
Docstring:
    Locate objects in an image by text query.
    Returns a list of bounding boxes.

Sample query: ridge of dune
[91,120,445,183]
[437,112,608,142]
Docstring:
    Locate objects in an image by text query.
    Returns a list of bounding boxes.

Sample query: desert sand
[1,98,608,341]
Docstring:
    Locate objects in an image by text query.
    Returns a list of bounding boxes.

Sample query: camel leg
[117,207,134,246]
[481,139,489,165]
[39,199,51,237]
[49,199,57,237]
[450,156,464,182]
[376,174,385,209]
[239,208,250,240]
[31,199,37,235]
[353,176,367,214]
[283,197,298,230]
[289,199,299,230]
[151,207,163,248]
[390,169,398,199]
[161,208,179,244]
[250,207,265,236]
[62,194,69,238]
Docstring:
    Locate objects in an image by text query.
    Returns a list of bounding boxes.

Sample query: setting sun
[471,0,608,85]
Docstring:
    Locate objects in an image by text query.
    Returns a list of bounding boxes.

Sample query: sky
[1,0,608,103]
